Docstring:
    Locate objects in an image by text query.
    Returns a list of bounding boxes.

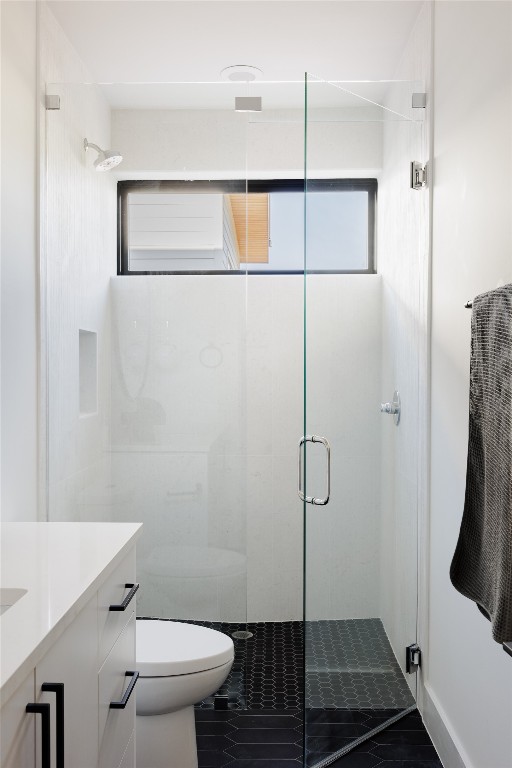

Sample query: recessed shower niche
[79,329,98,417]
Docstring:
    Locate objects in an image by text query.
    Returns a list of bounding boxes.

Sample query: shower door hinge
[410,161,427,190]
[406,643,421,673]
[412,92,427,109]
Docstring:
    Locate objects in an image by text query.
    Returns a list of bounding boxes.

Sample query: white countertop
[0,522,142,703]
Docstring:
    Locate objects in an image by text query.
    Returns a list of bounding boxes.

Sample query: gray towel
[450,284,512,643]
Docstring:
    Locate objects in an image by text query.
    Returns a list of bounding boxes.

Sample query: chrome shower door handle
[298,435,331,505]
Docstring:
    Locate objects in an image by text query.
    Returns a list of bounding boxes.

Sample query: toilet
[135,619,234,768]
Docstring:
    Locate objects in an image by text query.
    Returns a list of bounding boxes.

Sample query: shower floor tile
[196,618,412,710]
[138,618,414,710]
[306,619,415,710]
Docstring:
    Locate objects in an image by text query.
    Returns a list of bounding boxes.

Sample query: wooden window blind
[228,193,269,263]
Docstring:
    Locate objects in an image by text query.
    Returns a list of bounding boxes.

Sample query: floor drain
[232,630,253,640]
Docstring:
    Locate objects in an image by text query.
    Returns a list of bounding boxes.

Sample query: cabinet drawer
[98,613,136,768]
[36,595,98,768]
[98,548,136,662]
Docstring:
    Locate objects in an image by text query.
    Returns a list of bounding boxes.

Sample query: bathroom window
[117,179,376,275]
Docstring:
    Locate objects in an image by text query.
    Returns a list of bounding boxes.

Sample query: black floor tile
[306,723,372,738]
[370,744,440,761]
[196,710,235,721]
[230,728,300,744]
[373,762,443,768]
[364,714,423,732]
[306,736,374,754]
[306,709,371,725]
[372,730,433,746]
[197,721,238,736]
[328,754,382,768]
[226,743,302,760]
[197,735,234,752]
[224,762,301,768]
[230,715,301,729]
[187,620,442,766]
[198,750,233,768]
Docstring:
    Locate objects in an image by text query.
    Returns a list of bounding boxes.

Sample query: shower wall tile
[269,281,304,459]
[246,344,273,456]
[304,276,382,622]
[109,271,382,623]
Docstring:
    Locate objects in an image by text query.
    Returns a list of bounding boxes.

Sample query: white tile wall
[110,276,249,620]
[109,275,382,622]
[305,275,382,621]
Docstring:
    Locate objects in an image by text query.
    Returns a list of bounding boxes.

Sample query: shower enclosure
[43,72,428,765]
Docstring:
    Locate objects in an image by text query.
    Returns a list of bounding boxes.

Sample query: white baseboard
[419,684,469,768]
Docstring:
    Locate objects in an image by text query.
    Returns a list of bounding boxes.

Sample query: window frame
[117,178,377,276]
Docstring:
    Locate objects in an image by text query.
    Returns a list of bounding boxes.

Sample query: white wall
[427,2,512,767]
[112,107,382,180]
[0,1,38,522]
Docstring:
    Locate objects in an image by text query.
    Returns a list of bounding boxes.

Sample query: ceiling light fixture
[220,64,263,82]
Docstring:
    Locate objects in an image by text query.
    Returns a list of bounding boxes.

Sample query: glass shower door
[303,74,427,766]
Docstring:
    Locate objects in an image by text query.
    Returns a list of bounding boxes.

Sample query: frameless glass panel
[43,72,426,764]
[44,83,250,694]
[304,73,425,766]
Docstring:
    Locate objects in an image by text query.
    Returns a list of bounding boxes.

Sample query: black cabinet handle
[109,583,139,612]
[26,703,51,768]
[42,683,64,768]
[110,671,140,709]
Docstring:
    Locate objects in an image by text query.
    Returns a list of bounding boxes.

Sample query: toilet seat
[136,620,234,677]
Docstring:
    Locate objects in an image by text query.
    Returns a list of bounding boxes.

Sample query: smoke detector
[220,65,263,82]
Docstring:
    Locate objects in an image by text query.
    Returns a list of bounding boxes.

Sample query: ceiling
[47,1,423,87]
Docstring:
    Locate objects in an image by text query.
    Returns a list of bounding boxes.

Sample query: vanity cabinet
[0,671,35,768]
[0,532,139,768]
[35,595,100,768]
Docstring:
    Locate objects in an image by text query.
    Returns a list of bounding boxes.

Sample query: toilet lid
[136,620,234,676]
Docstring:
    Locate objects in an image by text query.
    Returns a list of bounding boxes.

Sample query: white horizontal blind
[128,193,224,252]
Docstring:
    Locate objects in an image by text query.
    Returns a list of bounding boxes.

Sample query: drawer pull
[109,583,139,612]
[41,683,65,768]
[110,671,140,709]
[26,703,51,768]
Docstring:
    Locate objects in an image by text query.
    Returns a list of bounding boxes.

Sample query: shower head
[84,138,123,171]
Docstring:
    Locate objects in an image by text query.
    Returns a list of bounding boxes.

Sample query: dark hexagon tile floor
[139,618,413,711]
[306,620,414,710]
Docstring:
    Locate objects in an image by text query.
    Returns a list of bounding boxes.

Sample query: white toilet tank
[137,545,247,621]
